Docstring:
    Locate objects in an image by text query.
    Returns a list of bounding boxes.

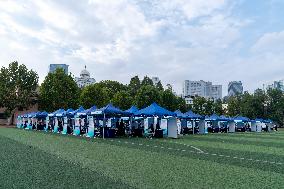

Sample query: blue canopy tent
[174,110,187,135]
[53,109,65,133]
[184,110,202,120]
[124,106,139,136]
[125,106,139,115]
[205,114,222,133]
[78,105,97,137]
[92,103,128,138]
[218,115,234,133]
[134,102,176,117]
[134,103,177,138]
[234,116,250,132]
[60,108,74,135]
[69,106,85,136]
[33,111,48,130]
[45,109,65,132]
[174,110,186,119]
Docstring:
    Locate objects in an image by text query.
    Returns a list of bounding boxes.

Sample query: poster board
[168,117,178,138]
[228,122,235,133]
[62,117,68,134]
[87,116,94,138]
[53,117,59,133]
[73,116,80,136]
[198,120,207,134]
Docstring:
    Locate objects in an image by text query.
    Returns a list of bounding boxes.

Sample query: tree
[0,61,38,116]
[266,89,284,125]
[227,95,241,117]
[128,76,141,96]
[160,89,177,111]
[141,76,154,86]
[192,96,207,115]
[97,80,127,99]
[135,85,160,108]
[213,99,223,115]
[239,92,254,118]
[204,98,214,115]
[112,90,133,110]
[79,83,110,108]
[176,96,188,113]
[156,81,164,91]
[39,68,79,112]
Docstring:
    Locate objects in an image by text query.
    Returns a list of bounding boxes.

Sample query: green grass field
[0,127,283,188]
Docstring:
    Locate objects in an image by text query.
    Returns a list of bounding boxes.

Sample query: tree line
[0,62,284,126]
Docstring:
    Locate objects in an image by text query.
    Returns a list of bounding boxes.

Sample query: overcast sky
[0,0,284,95]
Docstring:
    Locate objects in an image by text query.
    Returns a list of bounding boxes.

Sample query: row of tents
[17,102,276,139]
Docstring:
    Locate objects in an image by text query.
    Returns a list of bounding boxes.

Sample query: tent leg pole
[103,113,105,139]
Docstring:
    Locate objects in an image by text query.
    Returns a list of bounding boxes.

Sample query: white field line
[103,139,283,166]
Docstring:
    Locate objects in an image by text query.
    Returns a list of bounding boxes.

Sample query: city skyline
[0,1,284,95]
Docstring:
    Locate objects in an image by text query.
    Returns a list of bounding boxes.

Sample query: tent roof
[62,108,74,116]
[134,102,176,117]
[205,114,220,121]
[234,116,250,122]
[93,103,127,115]
[184,110,202,119]
[69,106,85,116]
[219,115,232,121]
[125,106,139,114]
[81,105,97,115]
[48,109,65,117]
[174,110,186,118]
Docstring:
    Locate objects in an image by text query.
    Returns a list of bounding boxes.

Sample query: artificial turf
[0,127,283,188]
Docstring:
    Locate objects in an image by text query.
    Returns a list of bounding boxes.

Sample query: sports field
[0,127,283,188]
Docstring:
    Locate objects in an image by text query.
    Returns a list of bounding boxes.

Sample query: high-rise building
[211,85,222,100]
[49,64,69,74]
[183,80,222,100]
[228,81,243,96]
[75,66,96,88]
[266,80,284,91]
[151,77,160,85]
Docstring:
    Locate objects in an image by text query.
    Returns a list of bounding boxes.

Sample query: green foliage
[112,90,133,110]
[0,61,38,115]
[192,96,207,115]
[39,68,79,112]
[97,80,127,99]
[79,83,110,108]
[156,81,164,91]
[227,95,241,117]
[160,89,177,111]
[213,99,223,115]
[141,76,154,86]
[128,76,141,96]
[135,85,160,108]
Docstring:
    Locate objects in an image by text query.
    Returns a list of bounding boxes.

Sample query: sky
[0,0,284,96]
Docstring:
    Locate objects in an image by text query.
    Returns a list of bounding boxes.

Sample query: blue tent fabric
[81,105,97,115]
[55,109,67,117]
[219,115,232,121]
[39,111,48,118]
[234,116,250,122]
[62,108,74,116]
[48,109,65,117]
[125,106,139,114]
[206,114,220,121]
[184,110,202,119]
[134,102,176,117]
[69,106,85,116]
[94,103,127,115]
[174,110,186,118]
